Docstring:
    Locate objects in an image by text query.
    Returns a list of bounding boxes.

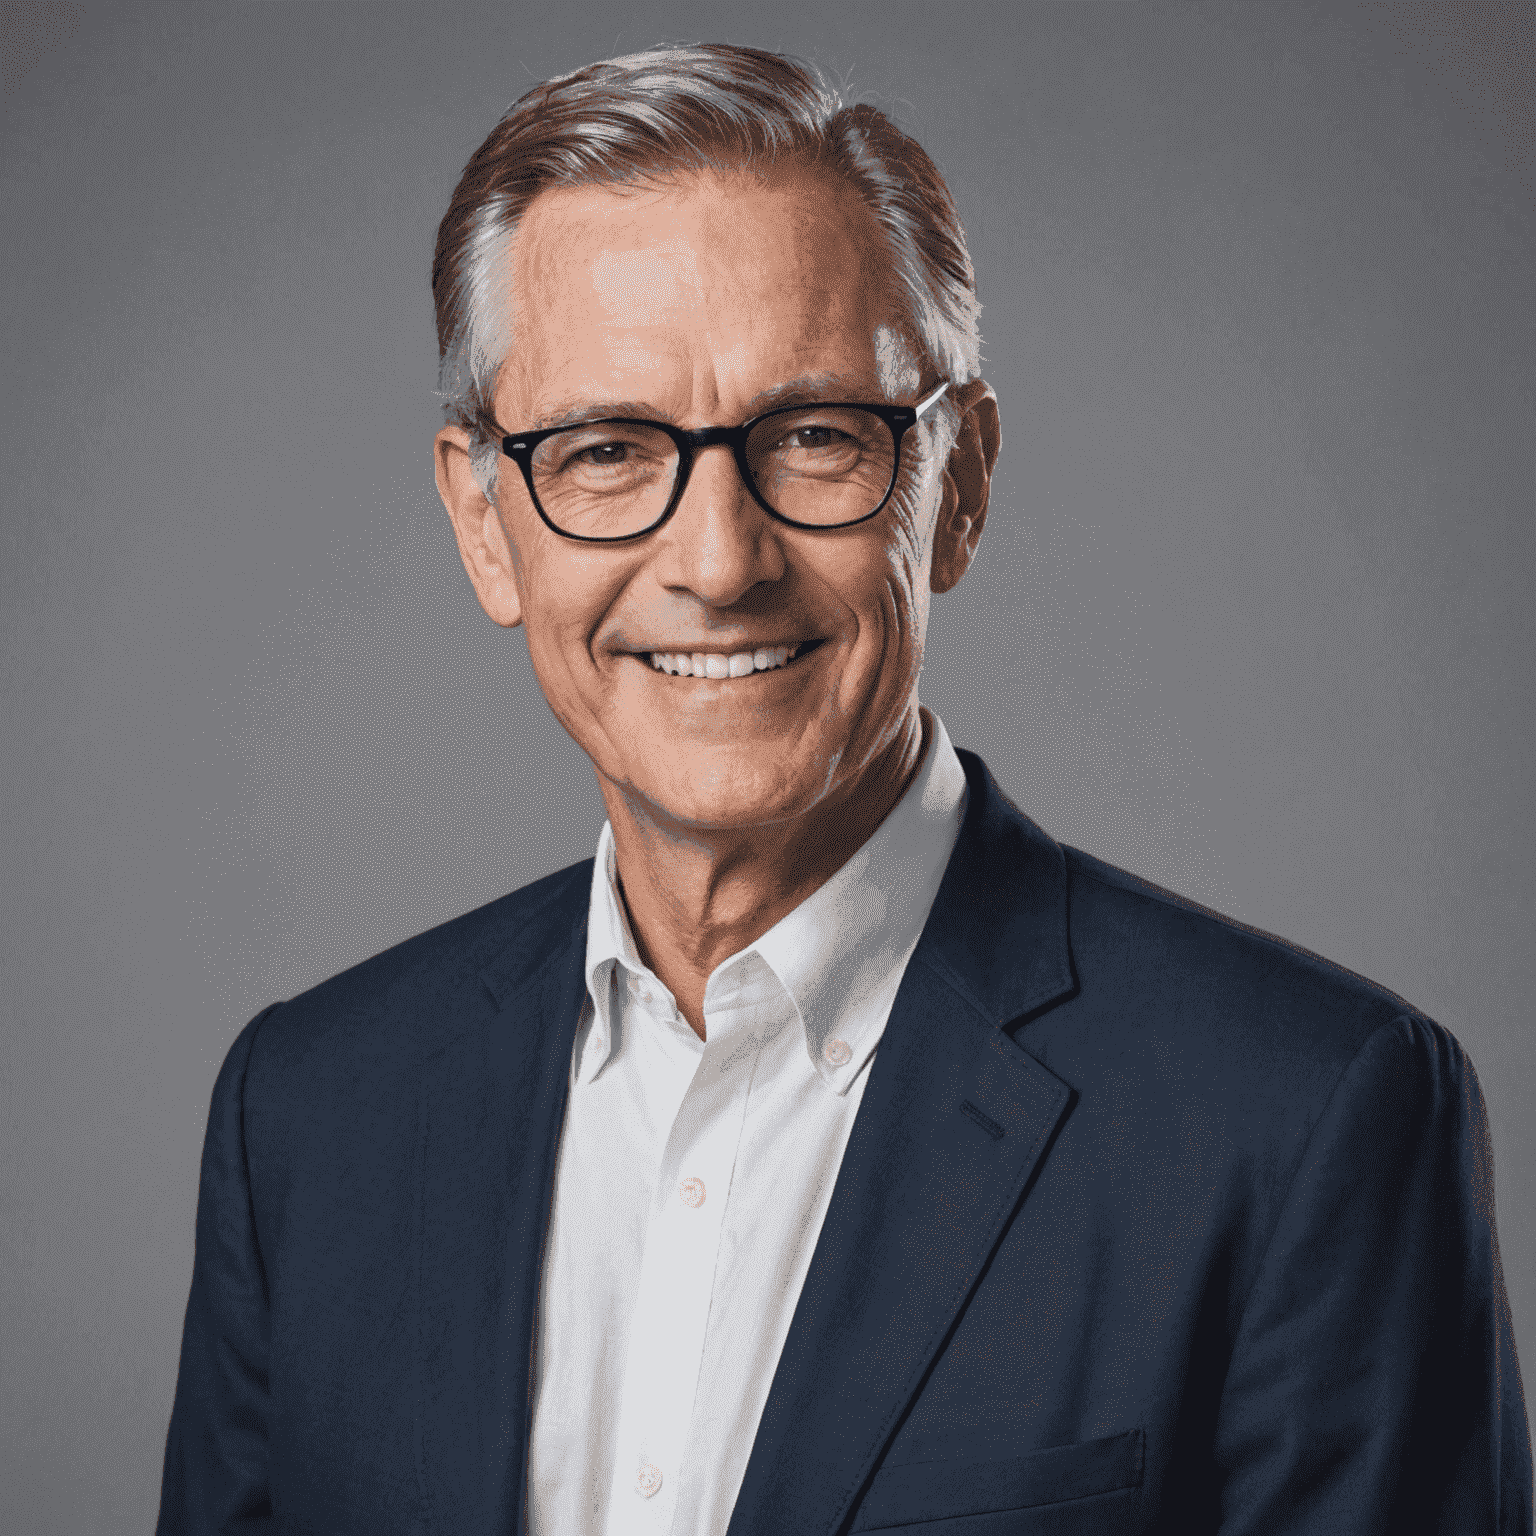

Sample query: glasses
[493,380,950,543]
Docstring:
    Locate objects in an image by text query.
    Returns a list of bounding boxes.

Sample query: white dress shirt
[527,711,968,1536]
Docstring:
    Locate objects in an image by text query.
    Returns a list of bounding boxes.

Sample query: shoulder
[225,858,592,1103]
[1046,843,1463,1124]
[1067,842,1415,993]
[1029,847,1488,1310]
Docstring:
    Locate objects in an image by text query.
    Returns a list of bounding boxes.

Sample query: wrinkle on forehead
[591,241,704,326]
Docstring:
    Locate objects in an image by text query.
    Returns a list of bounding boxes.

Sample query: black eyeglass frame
[491,380,950,544]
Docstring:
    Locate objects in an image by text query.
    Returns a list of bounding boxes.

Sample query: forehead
[501,167,910,418]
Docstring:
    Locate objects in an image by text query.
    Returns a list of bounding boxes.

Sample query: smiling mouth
[643,639,826,678]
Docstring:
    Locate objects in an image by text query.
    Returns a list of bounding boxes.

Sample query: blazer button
[679,1177,706,1208]
[823,1037,852,1067]
[636,1462,663,1498]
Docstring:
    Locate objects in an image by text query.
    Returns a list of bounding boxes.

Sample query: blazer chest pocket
[850,1429,1144,1533]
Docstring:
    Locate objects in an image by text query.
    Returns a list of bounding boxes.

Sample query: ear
[930,379,1001,596]
[434,424,524,628]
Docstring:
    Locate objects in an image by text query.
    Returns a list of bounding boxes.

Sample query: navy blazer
[158,750,1531,1534]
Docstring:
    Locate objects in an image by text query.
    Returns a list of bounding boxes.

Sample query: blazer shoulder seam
[236,1001,284,1305]
[1231,1011,1442,1327]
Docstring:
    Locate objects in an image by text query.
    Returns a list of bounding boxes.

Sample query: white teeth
[647,643,804,677]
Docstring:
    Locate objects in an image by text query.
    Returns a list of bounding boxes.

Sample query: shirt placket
[603,994,766,1536]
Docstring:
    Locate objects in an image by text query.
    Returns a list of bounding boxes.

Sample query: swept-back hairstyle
[431,42,982,492]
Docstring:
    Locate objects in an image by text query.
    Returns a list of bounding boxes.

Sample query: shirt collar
[580,709,968,1093]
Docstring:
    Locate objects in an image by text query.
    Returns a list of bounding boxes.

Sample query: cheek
[828,483,936,712]
[878,474,940,619]
[512,541,622,694]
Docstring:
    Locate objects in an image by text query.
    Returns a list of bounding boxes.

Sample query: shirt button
[679,1176,706,1208]
[823,1037,853,1067]
[636,1462,663,1498]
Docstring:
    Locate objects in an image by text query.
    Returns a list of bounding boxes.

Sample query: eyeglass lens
[529,406,899,539]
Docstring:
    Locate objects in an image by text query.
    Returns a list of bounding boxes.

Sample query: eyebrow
[527,373,891,433]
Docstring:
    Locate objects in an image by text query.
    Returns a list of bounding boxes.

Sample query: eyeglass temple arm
[914,380,950,420]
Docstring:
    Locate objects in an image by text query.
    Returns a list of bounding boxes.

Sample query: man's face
[440,166,990,832]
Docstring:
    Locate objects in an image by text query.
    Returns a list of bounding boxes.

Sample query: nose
[652,443,785,607]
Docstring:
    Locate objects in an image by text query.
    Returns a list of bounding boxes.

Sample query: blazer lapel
[413,874,589,1536]
[728,753,1079,1536]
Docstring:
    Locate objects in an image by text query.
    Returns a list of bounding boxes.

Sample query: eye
[559,439,637,472]
[784,425,850,451]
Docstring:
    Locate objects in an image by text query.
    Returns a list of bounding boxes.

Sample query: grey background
[2,0,1530,1527]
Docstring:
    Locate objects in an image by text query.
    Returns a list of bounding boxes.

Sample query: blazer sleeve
[1214,1013,1532,1533]
[156,1007,280,1535]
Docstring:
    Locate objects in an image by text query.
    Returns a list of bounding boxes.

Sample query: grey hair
[431,43,983,499]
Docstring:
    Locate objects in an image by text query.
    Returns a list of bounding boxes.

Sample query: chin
[630,746,833,832]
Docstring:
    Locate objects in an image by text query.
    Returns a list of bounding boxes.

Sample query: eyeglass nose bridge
[666,423,763,518]
[678,423,751,452]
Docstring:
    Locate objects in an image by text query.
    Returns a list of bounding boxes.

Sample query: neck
[598,705,931,1040]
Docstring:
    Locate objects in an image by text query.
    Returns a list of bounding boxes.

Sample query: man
[157,42,1530,1535]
